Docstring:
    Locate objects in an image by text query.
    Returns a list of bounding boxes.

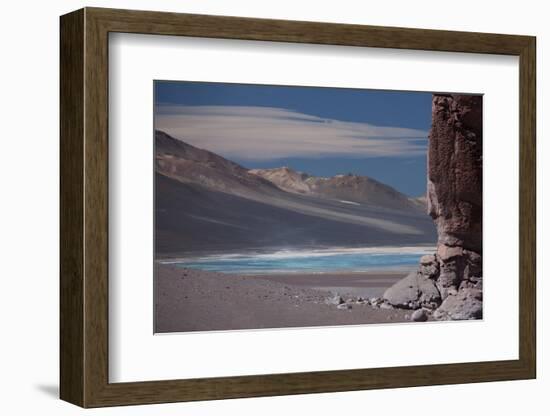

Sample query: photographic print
[153,81,482,333]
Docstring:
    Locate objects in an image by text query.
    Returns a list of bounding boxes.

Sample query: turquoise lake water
[163,247,432,275]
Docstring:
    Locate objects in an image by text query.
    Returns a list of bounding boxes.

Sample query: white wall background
[0,0,545,414]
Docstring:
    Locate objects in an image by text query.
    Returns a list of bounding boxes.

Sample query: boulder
[418,277,441,308]
[383,271,420,308]
[383,270,441,309]
[411,309,428,322]
[419,254,439,279]
[437,245,463,261]
[464,249,482,279]
[420,254,436,265]
[459,275,482,290]
[433,288,482,320]
[437,253,464,299]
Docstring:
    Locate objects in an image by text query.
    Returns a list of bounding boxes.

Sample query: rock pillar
[384,94,483,320]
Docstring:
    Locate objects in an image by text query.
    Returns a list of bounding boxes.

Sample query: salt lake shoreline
[155,263,417,333]
[156,244,435,262]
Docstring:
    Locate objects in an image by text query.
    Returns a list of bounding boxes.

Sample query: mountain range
[155,130,436,255]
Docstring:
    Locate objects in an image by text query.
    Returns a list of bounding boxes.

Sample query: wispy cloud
[155,105,428,160]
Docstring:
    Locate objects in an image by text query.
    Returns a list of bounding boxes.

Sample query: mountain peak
[251,167,419,211]
[249,166,311,194]
[252,165,307,176]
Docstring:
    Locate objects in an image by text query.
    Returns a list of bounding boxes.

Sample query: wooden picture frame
[60,7,536,408]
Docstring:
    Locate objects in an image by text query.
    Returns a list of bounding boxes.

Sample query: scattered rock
[370,297,383,307]
[380,302,393,310]
[411,309,428,322]
[337,303,352,310]
[326,294,344,305]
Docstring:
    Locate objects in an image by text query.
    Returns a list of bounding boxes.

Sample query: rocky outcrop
[428,95,483,253]
[384,94,483,320]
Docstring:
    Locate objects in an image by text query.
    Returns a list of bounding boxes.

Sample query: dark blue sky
[155,81,432,196]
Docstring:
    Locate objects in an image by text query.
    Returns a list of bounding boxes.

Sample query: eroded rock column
[384,94,483,320]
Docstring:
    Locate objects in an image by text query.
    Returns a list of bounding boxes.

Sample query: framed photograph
[60,7,536,407]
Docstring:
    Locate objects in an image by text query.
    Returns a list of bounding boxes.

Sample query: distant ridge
[250,166,424,211]
[155,130,280,199]
[154,130,436,254]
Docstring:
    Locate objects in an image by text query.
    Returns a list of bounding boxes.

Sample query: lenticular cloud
[154,104,428,160]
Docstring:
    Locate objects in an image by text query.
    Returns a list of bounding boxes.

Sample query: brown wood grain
[60,7,537,408]
[518,38,537,375]
[59,8,85,407]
